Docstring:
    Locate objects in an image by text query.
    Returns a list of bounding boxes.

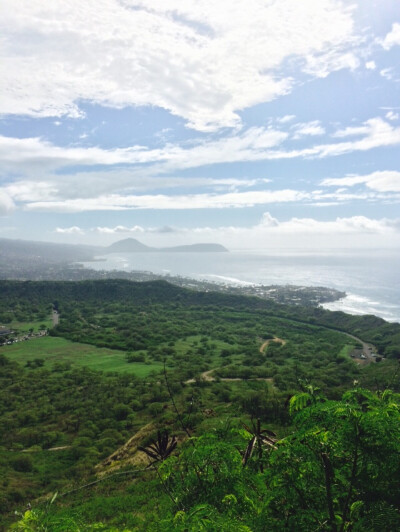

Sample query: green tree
[265,388,400,531]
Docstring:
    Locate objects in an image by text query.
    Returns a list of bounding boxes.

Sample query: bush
[125,352,146,363]
[11,455,33,472]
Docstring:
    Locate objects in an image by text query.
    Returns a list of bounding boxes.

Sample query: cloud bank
[54,213,400,250]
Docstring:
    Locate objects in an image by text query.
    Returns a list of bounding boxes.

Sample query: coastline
[80,250,400,323]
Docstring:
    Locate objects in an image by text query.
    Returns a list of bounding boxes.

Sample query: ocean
[82,248,400,323]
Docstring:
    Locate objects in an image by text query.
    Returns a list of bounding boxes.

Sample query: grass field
[338,344,356,358]
[1,336,162,377]
[9,318,53,334]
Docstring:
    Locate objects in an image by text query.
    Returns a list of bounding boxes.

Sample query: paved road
[52,310,59,326]
[342,331,376,364]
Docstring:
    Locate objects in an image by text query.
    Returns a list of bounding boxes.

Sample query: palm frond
[139,430,177,463]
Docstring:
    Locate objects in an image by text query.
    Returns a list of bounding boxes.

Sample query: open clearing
[1,336,162,377]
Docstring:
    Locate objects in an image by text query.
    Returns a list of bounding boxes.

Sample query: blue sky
[0,0,399,250]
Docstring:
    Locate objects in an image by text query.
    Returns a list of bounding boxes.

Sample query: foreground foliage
[10,388,400,531]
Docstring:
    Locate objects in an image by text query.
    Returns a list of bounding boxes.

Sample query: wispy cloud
[20,184,400,214]
[0,127,288,173]
[55,226,84,234]
[25,189,309,212]
[292,120,325,139]
[321,170,400,192]
[2,116,400,213]
[273,118,400,159]
[277,115,296,124]
[386,111,399,121]
[1,117,400,182]
[94,225,176,234]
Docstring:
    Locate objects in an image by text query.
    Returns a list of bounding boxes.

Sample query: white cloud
[4,174,267,204]
[0,135,164,170]
[321,175,368,187]
[5,181,58,202]
[380,68,395,81]
[125,213,400,250]
[2,117,400,213]
[277,115,296,124]
[365,60,376,70]
[25,189,309,212]
[55,226,85,234]
[381,22,400,50]
[0,0,360,131]
[70,214,400,251]
[272,215,397,234]
[284,117,400,159]
[21,182,400,214]
[321,170,400,192]
[303,50,360,78]
[386,111,399,121]
[292,120,325,139]
[93,225,177,234]
[332,125,370,138]
[260,212,279,227]
[95,225,145,234]
[0,190,15,215]
[2,117,400,183]
[0,127,287,174]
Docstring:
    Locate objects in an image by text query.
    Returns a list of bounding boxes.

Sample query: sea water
[82,248,400,323]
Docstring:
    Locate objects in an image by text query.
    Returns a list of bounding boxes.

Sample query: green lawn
[338,344,356,358]
[9,318,53,333]
[1,336,162,377]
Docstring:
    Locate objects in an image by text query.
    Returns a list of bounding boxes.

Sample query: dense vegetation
[1,280,399,358]
[6,387,400,531]
[0,279,399,530]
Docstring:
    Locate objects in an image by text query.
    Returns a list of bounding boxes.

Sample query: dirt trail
[186,369,215,384]
[186,368,273,385]
[259,336,286,353]
[13,445,71,453]
[48,445,70,451]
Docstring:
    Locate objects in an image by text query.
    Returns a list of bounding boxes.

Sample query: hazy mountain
[0,237,98,262]
[105,238,228,253]
[105,238,152,253]
[0,238,228,265]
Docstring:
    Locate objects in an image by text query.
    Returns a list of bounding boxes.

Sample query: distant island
[105,238,228,253]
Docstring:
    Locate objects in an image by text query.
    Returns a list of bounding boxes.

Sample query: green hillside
[0,280,399,530]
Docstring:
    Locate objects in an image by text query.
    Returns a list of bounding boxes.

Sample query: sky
[0,0,400,250]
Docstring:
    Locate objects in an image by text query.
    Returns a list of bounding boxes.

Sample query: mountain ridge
[105,237,228,253]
